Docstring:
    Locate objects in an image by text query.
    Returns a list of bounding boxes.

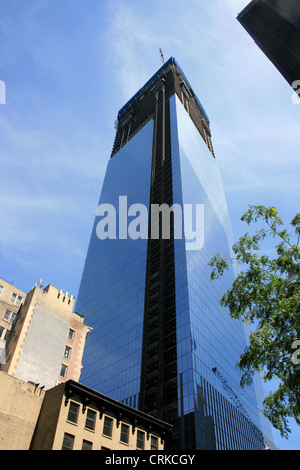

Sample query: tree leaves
[209,205,300,438]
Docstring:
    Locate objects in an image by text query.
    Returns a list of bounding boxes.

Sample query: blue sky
[0,0,299,449]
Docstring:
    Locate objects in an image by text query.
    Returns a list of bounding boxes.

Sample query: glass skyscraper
[76,57,270,450]
[237,0,300,89]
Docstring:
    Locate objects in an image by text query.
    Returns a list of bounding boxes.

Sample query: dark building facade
[76,57,271,450]
[237,0,300,88]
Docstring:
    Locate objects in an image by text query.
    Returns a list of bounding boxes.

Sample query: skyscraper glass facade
[237,0,300,88]
[170,95,264,449]
[76,120,154,407]
[76,58,270,450]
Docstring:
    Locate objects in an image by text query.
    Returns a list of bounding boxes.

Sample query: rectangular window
[82,440,93,450]
[62,433,74,450]
[3,310,17,325]
[68,329,75,341]
[151,435,158,450]
[103,416,113,437]
[2,329,9,342]
[136,430,145,449]
[67,401,79,424]
[0,347,5,364]
[10,293,22,306]
[60,364,68,378]
[64,346,71,358]
[10,313,17,325]
[120,423,129,444]
[3,310,11,322]
[0,326,5,340]
[85,409,96,431]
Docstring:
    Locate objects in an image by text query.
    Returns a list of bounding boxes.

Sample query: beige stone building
[0,278,172,450]
[0,277,92,390]
[0,371,172,450]
[0,278,26,363]
[31,379,172,450]
[0,371,45,450]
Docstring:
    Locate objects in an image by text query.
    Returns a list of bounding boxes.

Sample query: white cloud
[227,0,251,14]
[103,1,183,101]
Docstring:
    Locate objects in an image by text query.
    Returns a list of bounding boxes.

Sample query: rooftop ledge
[117,56,210,124]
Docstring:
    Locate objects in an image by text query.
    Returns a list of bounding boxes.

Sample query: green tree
[209,205,300,438]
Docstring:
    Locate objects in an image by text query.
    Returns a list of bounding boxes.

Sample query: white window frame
[3,310,17,324]
[0,326,10,342]
[10,292,23,306]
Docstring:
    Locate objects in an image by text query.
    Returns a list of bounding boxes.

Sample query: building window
[0,347,5,363]
[0,326,10,342]
[67,401,80,424]
[136,430,145,450]
[120,423,129,444]
[0,286,3,296]
[68,329,75,341]
[101,446,111,450]
[3,310,17,325]
[85,409,96,431]
[64,346,71,358]
[103,416,113,437]
[82,440,93,450]
[60,364,68,378]
[62,433,74,450]
[151,435,158,450]
[10,293,23,306]
[3,311,10,322]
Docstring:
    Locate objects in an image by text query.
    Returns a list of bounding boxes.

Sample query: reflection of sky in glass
[76,92,270,448]
[171,95,269,446]
[76,119,154,403]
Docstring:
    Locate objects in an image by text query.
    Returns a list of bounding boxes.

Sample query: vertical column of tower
[139,74,179,450]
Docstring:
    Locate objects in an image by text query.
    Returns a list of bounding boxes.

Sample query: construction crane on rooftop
[160,48,165,64]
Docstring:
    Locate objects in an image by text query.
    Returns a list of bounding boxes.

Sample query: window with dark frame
[120,423,129,444]
[68,328,75,341]
[151,435,158,450]
[102,416,113,437]
[136,430,145,449]
[85,409,96,431]
[67,401,79,424]
[60,363,68,378]
[61,433,74,450]
[82,439,93,450]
